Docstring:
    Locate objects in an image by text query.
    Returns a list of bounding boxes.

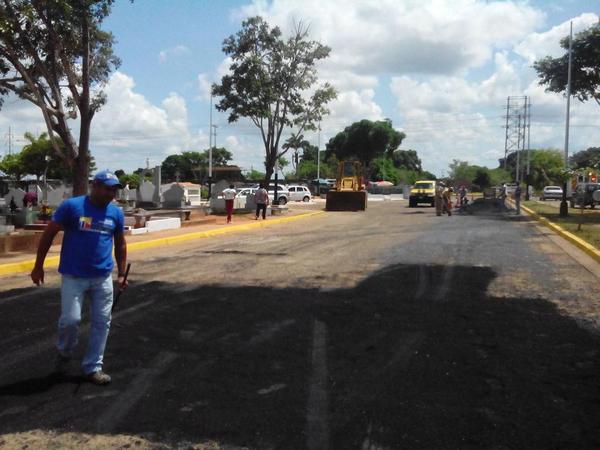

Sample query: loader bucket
[325,191,368,211]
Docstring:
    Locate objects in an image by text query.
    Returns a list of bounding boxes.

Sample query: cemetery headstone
[162,184,185,208]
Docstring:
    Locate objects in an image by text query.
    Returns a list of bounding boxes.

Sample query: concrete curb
[0,210,326,277]
[520,204,600,264]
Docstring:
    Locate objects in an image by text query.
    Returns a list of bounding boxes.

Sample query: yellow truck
[409,180,436,207]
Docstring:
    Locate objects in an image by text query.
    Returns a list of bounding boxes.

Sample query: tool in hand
[112,263,131,312]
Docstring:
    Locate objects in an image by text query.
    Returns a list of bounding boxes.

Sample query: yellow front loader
[325,161,368,211]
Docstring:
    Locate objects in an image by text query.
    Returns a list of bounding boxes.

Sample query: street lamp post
[560,21,573,218]
[43,155,50,203]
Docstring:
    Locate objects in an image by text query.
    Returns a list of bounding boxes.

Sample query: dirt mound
[0,430,222,450]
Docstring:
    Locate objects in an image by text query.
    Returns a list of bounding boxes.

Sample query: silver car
[267,184,289,205]
[540,185,563,201]
[288,185,312,202]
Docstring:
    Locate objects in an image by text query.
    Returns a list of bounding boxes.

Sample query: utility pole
[208,93,213,200]
[6,126,14,155]
[560,21,573,217]
[503,96,528,181]
[516,114,521,183]
[525,97,532,200]
[316,121,321,196]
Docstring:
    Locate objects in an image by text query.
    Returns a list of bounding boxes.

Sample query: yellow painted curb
[0,211,325,277]
[521,204,600,263]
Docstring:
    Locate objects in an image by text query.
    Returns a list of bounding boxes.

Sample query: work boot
[54,353,71,374]
[85,370,112,385]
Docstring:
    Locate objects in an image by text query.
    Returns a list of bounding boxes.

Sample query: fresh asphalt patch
[1,261,599,448]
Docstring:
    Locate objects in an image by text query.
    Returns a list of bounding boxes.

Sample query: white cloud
[514,13,599,64]
[158,44,191,63]
[196,73,212,102]
[236,0,544,75]
[90,72,208,170]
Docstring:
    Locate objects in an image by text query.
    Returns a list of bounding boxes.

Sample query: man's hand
[31,266,44,285]
[117,275,129,292]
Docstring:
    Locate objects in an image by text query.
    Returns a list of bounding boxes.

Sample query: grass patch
[523,201,600,250]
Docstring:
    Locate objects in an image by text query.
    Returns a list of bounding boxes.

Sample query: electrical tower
[503,96,530,184]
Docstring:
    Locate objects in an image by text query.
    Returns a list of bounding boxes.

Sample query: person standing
[255,183,269,220]
[30,170,128,385]
[435,182,444,217]
[442,187,453,216]
[500,183,507,207]
[222,184,237,224]
[514,184,522,215]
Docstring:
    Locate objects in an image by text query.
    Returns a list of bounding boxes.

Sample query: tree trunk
[73,12,91,197]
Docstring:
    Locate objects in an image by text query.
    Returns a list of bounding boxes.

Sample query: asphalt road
[1,201,599,449]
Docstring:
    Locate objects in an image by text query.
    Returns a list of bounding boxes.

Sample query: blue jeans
[58,273,113,374]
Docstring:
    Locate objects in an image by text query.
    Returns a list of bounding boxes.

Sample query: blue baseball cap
[93,170,122,188]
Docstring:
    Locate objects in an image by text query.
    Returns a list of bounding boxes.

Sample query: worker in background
[222,184,237,224]
[458,185,467,206]
[435,182,445,216]
[514,184,522,215]
[442,187,453,216]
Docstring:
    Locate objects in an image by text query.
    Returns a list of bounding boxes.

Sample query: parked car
[570,183,600,208]
[266,184,290,205]
[540,185,563,201]
[288,185,312,202]
[236,187,256,198]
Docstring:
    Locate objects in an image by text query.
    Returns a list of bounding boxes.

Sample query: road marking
[95,351,177,433]
[433,262,454,302]
[307,319,329,450]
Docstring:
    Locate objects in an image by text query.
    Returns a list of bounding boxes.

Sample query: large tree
[0,0,121,195]
[212,16,336,183]
[392,149,422,172]
[570,147,600,169]
[0,152,24,180]
[161,148,234,183]
[499,148,565,188]
[325,119,405,168]
[534,23,600,107]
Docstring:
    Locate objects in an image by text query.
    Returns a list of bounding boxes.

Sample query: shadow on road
[0,264,599,448]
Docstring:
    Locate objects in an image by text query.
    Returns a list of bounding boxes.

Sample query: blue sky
[1,0,599,177]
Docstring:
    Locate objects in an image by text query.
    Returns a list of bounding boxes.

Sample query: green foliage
[370,155,434,186]
[473,169,491,190]
[0,0,122,194]
[212,16,336,182]
[0,152,24,180]
[161,148,233,182]
[20,132,74,180]
[370,156,398,183]
[118,173,142,189]
[449,160,509,191]
[392,149,422,172]
[534,24,600,107]
[570,147,600,169]
[246,169,266,181]
[325,119,405,167]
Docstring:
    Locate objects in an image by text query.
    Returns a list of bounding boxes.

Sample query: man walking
[222,184,237,224]
[255,183,269,220]
[30,170,128,385]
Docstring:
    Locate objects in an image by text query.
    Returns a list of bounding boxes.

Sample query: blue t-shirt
[52,196,125,278]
